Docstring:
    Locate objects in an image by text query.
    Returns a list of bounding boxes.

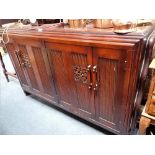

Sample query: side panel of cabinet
[93,47,130,133]
[13,37,58,103]
[45,42,95,119]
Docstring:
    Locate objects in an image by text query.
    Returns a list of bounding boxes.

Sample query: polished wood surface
[5,25,155,134]
[6,37,58,103]
[46,43,94,118]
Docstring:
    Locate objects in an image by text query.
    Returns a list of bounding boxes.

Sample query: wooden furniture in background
[139,58,155,134]
[5,25,155,134]
[0,49,9,81]
[0,20,18,81]
[0,40,17,81]
[37,19,61,25]
[139,106,155,134]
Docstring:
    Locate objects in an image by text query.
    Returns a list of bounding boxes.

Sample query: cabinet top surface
[3,25,155,49]
[5,24,154,38]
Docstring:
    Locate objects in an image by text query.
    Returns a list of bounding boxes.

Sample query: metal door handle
[92,65,97,72]
[88,83,92,89]
[93,83,98,91]
[87,65,92,90]
[92,65,99,91]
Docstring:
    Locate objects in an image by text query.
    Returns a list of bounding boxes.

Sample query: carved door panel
[13,38,58,103]
[93,47,129,133]
[45,42,95,119]
[6,42,31,91]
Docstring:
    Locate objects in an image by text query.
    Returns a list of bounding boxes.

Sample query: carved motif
[73,65,88,83]
[20,52,31,67]
[17,45,31,67]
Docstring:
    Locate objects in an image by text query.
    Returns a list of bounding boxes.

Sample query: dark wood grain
[6,42,30,89]
[6,37,58,103]
[45,43,95,118]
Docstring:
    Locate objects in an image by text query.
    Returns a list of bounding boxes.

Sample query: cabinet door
[93,47,129,133]
[45,42,95,119]
[13,37,58,103]
[6,42,31,91]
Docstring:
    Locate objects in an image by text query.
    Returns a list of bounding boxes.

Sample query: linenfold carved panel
[71,52,93,115]
[49,48,71,104]
[97,58,118,124]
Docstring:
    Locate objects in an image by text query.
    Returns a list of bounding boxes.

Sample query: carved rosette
[73,65,88,83]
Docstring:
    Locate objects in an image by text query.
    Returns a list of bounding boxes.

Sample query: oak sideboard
[5,25,155,134]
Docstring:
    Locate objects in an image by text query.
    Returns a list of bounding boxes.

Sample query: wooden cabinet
[5,26,155,134]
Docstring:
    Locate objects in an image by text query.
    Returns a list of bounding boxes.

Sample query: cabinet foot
[139,116,151,135]
[24,91,31,96]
